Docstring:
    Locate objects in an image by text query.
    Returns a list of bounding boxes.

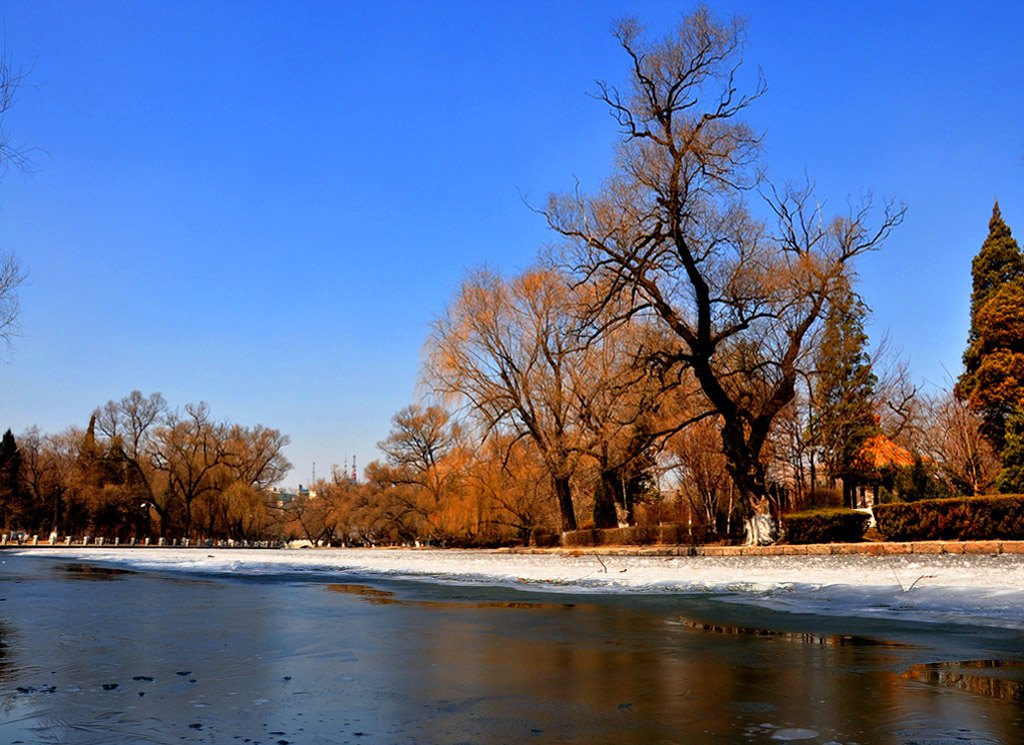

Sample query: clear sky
[1,0,1022,488]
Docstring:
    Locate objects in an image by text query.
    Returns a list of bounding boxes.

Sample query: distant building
[266,485,317,508]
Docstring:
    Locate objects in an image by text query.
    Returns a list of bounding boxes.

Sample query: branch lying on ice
[893,568,937,592]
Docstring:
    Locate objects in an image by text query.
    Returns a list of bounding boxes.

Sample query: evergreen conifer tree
[957,201,1024,450]
[0,428,27,529]
[968,201,1024,328]
[996,408,1024,493]
[812,274,878,506]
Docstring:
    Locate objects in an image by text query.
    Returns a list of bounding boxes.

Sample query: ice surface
[9,547,1024,629]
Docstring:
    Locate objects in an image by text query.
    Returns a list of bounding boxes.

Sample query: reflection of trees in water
[679,619,905,647]
[902,660,1024,701]
[384,602,927,744]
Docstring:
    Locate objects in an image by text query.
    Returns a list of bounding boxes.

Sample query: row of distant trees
[0,392,291,541]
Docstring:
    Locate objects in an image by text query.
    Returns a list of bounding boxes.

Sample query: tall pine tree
[812,274,878,507]
[957,201,1024,450]
[996,408,1024,493]
[0,428,28,530]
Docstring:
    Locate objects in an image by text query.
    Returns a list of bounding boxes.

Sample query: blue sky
[1,0,1022,487]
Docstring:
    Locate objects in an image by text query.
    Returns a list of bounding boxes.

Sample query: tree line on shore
[2,9,1022,547]
[0,392,291,542]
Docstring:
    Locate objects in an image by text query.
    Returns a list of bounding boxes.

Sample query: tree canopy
[545,8,903,516]
[957,201,1024,448]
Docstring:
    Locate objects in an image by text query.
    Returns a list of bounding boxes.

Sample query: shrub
[600,525,658,545]
[805,487,843,509]
[657,522,724,545]
[560,529,596,547]
[781,508,870,544]
[893,456,953,502]
[874,494,1024,541]
[876,486,898,505]
[530,526,560,548]
[562,523,728,547]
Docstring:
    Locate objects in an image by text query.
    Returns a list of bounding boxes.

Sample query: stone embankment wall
[504,541,1024,557]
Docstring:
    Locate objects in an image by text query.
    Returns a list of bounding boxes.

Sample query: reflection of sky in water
[0,554,1021,744]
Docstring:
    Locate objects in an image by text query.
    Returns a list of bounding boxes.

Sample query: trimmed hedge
[874,494,1024,542]
[530,527,560,548]
[781,508,870,544]
[562,523,724,547]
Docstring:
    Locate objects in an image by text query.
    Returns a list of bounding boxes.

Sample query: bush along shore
[531,494,1024,555]
[6,495,1024,557]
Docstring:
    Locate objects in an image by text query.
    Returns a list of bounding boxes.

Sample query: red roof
[857,434,916,470]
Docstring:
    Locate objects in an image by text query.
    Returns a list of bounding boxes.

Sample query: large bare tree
[426,267,585,531]
[0,48,33,351]
[150,403,232,539]
[545,8,904,517]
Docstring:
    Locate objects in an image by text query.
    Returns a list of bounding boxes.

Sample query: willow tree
[426,267,585,532]
[545,8,904,517]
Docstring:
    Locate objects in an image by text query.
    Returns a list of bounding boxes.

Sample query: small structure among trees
[843,431,916,508]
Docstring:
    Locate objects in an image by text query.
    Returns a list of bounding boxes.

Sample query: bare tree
[371,404,469,542]
[545,9,905,517]
[150,403,232,539]
[666,417,732,529]
[466,435,556,542]
[0,47,34,351]
[94,391,167,523]
[918,390,999,496]
[225,423,291,490]
[1,250,25,351]
[426,267,586,531]
[18,426,79,534]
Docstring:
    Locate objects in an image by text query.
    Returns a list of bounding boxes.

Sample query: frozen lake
[0,548,1022,744]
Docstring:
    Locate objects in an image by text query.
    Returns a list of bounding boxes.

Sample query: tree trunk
[721,432,768,520]
[553,476,576,533]
[593,470,619,529]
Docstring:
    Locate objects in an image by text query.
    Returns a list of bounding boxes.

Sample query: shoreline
[4,539,1024,557]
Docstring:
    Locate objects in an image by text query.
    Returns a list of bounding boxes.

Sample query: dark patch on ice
[323,583,575,611]
[463,600,578,611]
[55,563,135,579]
[325,584,398,604]
[901,659,1024,701]
[681,619,902,646]
[133,675,154,682]
[101,683,119,690]
[15,685,56,694]
[175,670,192,676]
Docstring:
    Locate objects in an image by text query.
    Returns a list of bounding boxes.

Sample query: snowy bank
[10,547,1024,629]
